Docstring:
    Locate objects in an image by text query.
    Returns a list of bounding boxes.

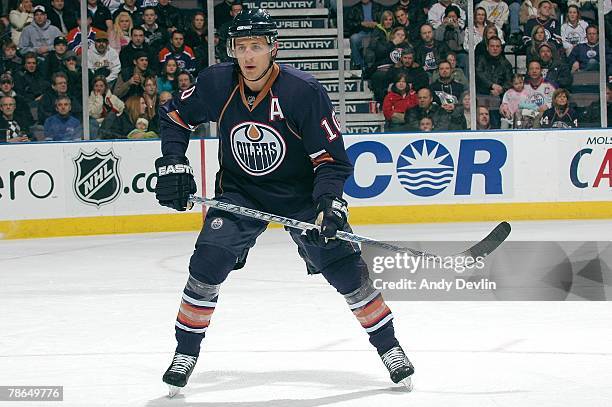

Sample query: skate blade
[399,376,414,392]
[168,385,181,398]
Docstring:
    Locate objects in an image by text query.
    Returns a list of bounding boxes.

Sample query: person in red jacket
[382,72,417,131]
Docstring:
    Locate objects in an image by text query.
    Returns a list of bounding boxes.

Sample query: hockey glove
[305,195,348,246]
[154,155,197,211]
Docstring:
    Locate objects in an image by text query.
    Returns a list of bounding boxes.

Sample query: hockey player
[154,9,415,397]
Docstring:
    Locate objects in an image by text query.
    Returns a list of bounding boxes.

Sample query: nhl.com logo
[230,121,286,176]
[396,139,454,197]
[73,149,121,206]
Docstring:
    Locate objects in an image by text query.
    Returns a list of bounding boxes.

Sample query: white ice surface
[1,220,611,406]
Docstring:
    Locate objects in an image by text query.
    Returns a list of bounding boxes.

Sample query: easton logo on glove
[158,164,194,176]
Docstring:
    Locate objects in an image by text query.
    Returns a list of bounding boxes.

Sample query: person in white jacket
[87,31,122,85]
[17,5,62,56]
[428,0,466,29]
[561,5,588,56]
[9,0,33,45]
[476,0,509,30]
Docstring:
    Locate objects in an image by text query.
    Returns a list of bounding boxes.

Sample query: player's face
[235,37,275,81]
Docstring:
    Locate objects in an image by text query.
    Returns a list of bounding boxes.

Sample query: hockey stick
[188,195,511,259]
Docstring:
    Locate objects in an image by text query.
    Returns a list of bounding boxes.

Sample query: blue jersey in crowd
[159,62,353,217]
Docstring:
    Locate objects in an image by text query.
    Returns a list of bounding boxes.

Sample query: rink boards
[0,129,611,239]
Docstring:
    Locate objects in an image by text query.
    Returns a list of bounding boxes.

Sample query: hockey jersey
[561,20,588,55]
[159,63,353,216]
[524,79,555,110]
[539,107,579,128]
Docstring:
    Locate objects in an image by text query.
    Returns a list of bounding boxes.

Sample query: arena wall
[1,129,611,239]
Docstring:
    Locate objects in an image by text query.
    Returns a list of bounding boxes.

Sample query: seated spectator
[431,60,464,110]
[365,27,410,102]
[346,0,385,69]
[500,74,530,129]
[48,0,78,35]
[127,117,158,139]
[109,11,133,52]
[45,36,69,78]
[393,0,426,27]
[431,52,468,86]
[0,72,34,126]
[43,95,83,141]
[453,90,470,129]
[561,5,588,57]
[464,7,498,52]
[428,0,466,30]
[415,23,449,74]
[14,52,50,106]
[369,10,395,46]
[156,0,183,35]
[88,31,122,86]
[523,0,561,46]
[87,0,112,32]
[404,87,453,130]
[524,60,556,113]
[157,57,178,93]
[538,43,571,89]
[67,10,101,55]
[476,105,493,129]
[88,75,124,138]
[18,5,62,57]
[536,88,578,128]
[159,90,173,105]
[141,6,166,53]
[176,71,193,92]
[37,71,82,124]
[392,6,419,43]
[100,94,146,139]
[114,51,151,99]
[434,5,466,71]
[142,75,159,132]
[158,30,196,74]
[120,27,158,74]
[0,96,30,143]
[569,25,600,72]
[1,42,23,75]
[476,0,508,31]
[218,3,243,63]
[113,0,142,27]
[382,72,417,130]
[419,116,433,131]
[214,0,238,30]
[475,36,512,96]
[185,11,208,51]
[61,51,83,99]
[9,0,33,45]
[386,48,429,94]
[585,82,612,127]
[525,25,561,64]
[474,23,503,60]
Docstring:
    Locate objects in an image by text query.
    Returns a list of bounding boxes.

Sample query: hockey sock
[344,278,400,354]
[175,275,220,357]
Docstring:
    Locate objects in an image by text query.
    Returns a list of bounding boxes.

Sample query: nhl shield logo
[73,149,122,206]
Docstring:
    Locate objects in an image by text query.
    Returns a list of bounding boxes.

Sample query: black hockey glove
[154,155,197,211]
[305,195,348,246]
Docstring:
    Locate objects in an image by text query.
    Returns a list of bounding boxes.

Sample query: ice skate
[379,346,415,391]
[162,352,198,397]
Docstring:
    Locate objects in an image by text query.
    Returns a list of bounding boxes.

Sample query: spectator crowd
[0,0,611,143]
[346,0,610,131]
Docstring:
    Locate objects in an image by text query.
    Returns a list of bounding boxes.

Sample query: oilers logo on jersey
[230,122,286,176]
